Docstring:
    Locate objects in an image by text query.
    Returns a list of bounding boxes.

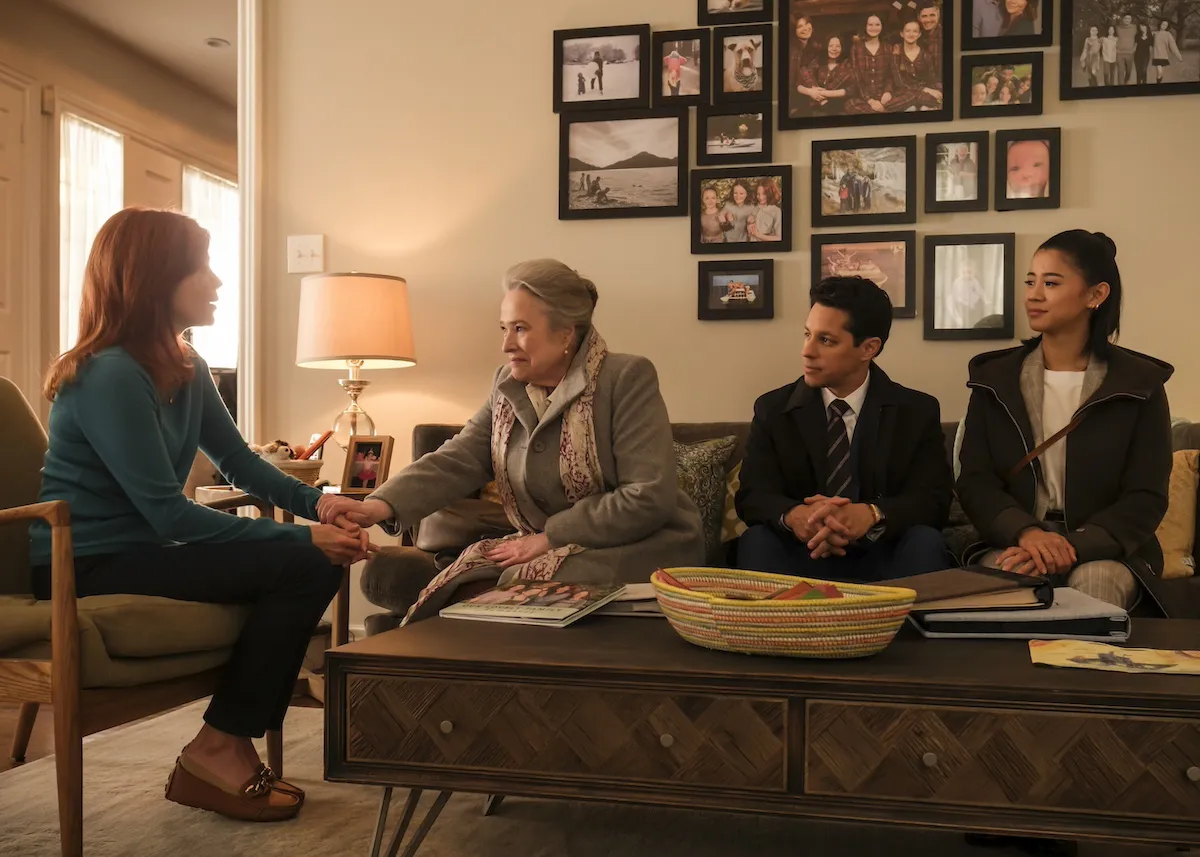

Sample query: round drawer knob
[660,733,675,748]
[922,752,939,768]
[1187,766,1200,783]
[439,720,454,735]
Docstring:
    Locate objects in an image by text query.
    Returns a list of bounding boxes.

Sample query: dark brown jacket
[957,341,1174,576]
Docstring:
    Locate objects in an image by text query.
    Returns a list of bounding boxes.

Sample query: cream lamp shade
[295,272,417,369]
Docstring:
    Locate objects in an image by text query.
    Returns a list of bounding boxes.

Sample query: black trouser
[34,541,342,739]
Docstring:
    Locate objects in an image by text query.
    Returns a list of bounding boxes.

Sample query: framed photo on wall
[559,109,688,220]
[960,52,1044,118]
[341,435,394,495]
[811,135,917,227]
[713,24,774,104]
[962,0,1053,50]
[692,165,793,254]
[553,24,651,113]
[697,103,773,165]
[700,0,775,26]
[925,131,989,213]
[653,28,711,107]
[811,230,917,318]
[995,127,1061,211]
[779,0,953,130]
[1062,0,1200,100]
[697,259,775,320]
[923,233,1016,340]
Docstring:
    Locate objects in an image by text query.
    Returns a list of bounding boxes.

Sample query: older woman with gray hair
[318,259,704,623]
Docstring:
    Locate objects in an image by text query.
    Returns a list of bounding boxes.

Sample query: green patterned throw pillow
[674,436,739,563]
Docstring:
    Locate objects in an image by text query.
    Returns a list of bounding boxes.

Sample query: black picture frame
[961,0,1053,50]
[652,28,711,107]
[691,165,794,254]
[778,0,954,131]
[924,131,990,213]
[994,127,1061,211]
[553,24,651,113]
[697,102,774,165]
[712,23,774,104]
[697,259,775,320]
[811,135,917,227]
[559,109,688,220]
[699,0,775,26]
[923,233,1016,340]
[960,52,1044,118]
[811,230,917,318]
[1061,0,1200,101]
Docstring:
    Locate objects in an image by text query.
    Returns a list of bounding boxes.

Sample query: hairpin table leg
[482,794,505,816]
[394,791,452,857]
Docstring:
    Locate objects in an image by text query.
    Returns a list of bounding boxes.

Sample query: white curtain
[183,166,240,370]
[59,114,123,351]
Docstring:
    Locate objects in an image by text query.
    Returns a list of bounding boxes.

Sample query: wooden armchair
[0,377,348,857]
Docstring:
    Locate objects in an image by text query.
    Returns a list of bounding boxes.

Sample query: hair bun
[581,275,599,307]
[1093,231,1117,259]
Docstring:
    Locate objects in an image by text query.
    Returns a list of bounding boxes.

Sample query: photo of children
[968,61,1035,104]
[660,37,704,98]
[341,435,393,494]
[348,443,383,490]
[694,173,788,249]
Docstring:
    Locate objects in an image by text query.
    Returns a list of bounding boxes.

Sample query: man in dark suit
[735,276,953,581]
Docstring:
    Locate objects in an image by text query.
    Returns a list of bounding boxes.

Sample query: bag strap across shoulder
[1007,412,1086,482]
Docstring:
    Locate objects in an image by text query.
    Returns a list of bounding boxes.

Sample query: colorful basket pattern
[651,567,916,659]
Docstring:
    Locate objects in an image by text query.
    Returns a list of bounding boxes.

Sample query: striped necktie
[826,399,852,498]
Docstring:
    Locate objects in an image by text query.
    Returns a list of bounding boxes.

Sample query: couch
[360,420,1200,631]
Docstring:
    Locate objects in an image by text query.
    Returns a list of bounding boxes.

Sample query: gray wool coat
[367,345,705,593]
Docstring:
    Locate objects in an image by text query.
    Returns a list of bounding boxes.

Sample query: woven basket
[273,459,324,486]
[651,567,916,659]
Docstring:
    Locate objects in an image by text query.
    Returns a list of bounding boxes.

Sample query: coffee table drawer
[345,675,787,791]
[805,700,1200,816]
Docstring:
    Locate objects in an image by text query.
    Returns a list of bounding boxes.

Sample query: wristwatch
[864,503,887,543]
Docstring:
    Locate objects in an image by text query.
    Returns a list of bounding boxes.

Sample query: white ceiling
[45,0,237,104]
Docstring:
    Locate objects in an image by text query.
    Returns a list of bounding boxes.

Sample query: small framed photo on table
[995,127,1061,210]
[923,233,1016,340]
[697,259,775,321]
[341,436,394,495]
[925,131,989,213]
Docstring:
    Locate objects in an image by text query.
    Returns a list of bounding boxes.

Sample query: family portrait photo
[1064,0,1199,99]
[924,233,1015,340]
[341,435,393,493]
[811,231,916,317]
[553,25,650,112]
[780,0,952,129]
[962,52,1044,116]
[697,260,775,320]
[697,104,772,164]
[692,166,793,253]
[965,0,1052,48]
[812,136,916,226]
[996,127,1061,209]
[700,0,775,26]
[560,110,687,220]
[715,25,773,103]
[654,29,709,105]
[925,131,989,213]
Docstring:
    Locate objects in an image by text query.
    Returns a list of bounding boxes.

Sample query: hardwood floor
[0,702,55,772]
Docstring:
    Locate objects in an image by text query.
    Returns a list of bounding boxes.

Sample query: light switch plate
[287,234,325,274]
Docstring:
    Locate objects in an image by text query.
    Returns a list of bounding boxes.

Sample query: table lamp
[295,272,416,449]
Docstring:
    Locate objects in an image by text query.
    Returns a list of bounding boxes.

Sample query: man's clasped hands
[783,495,877,559]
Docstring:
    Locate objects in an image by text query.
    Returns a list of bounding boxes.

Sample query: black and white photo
[924,233,1016,340]
[811,231,917,317]
[925,131,989,213]
[961,52,1044,117]
[553,25,651,112]
[780,0,953,130]
[699,0,775,26]
[653,29,710,106]
[1062,0,1199,100]
[964,0,1053,49]
[812,136,917,227]
[697,103,773,165]
[559,110,687,220]
[698,259,775,320]
[692,165,793,253]
[995,127,1061,211]
[714,24,774,104]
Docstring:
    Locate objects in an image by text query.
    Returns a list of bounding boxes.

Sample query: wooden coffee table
[325,617,1200,857]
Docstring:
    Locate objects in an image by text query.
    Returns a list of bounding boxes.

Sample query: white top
[821,375,870,443]
[1041,370,1085,511]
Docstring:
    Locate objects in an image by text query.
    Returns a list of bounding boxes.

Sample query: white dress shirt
[821,375,870,442]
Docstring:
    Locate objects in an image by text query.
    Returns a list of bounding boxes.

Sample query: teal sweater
[30,347,321,565]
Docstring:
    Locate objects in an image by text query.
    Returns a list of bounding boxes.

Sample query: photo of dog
[712,25,773,102]
[724,37,764,92]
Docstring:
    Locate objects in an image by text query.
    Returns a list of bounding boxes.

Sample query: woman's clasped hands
[311,494,392,565]
[997,527,1078,576]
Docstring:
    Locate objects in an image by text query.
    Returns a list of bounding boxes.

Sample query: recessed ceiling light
[205,37,231,49]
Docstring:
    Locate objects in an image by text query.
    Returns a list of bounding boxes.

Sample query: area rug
[0,701,1181,856]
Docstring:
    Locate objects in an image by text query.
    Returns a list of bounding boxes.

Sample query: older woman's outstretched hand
[316,494,392,528]
[484,533,551,569]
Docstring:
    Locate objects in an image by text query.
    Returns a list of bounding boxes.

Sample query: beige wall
[260,1,1200,626]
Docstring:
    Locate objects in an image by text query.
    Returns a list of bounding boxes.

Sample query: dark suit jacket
[735,364,952,543]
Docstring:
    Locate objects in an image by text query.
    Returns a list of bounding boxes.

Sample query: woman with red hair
[32,208,369,822]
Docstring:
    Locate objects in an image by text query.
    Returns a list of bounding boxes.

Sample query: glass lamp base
[332,407,376,451]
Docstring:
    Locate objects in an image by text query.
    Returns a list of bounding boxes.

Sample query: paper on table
[615,583,657,602]
[1029,640,1200,674]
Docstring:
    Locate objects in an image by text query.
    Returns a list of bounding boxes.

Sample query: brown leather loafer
[258,764,305,803]
[164,757,301,822]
